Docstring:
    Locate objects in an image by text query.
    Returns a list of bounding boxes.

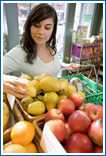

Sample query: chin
[34,40,46,46]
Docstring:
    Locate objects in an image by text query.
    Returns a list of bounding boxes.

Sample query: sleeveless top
[3,45,61,77]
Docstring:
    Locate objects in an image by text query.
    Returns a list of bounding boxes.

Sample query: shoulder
[9,44,25,53]
[5,44,26,57]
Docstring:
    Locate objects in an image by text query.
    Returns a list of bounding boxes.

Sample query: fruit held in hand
[27,101,45,115]
[30,79,41,93]
[26,82,37,97]
[11,121,35,145]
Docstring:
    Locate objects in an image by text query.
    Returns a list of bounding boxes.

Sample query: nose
[37,26,44,36]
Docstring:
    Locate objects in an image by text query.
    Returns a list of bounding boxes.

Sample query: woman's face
[30,18,54,46]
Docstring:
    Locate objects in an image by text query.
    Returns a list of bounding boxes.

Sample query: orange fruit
[4,144,27,153]
[24,142,37,153]
[11,121,35,145]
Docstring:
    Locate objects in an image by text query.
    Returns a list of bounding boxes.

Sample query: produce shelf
[64,74,103,104]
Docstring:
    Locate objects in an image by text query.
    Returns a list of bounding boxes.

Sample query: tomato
[88,120,103,146]
[68,110,91,133]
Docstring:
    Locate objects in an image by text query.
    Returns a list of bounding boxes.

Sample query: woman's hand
[3,75,29,99]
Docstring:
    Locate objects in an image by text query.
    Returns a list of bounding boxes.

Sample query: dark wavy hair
[20,3,58,64]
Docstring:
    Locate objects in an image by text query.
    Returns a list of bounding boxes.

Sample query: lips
[36,36,44,39]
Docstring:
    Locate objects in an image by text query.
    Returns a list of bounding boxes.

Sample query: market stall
[3,72,103,153]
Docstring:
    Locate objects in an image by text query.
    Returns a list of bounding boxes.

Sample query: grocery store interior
[3,2,104,154]
[3,3,103,83]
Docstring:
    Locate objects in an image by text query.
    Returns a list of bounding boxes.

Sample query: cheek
[30,27,36,36]
[46,30,53,39]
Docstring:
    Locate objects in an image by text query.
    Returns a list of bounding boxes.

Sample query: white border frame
[1,1,105,155]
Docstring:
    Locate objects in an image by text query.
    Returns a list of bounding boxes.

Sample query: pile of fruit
[3,120,37,153]
[44,102,103,153]
[3,73,103,153]
[19,73,85,116]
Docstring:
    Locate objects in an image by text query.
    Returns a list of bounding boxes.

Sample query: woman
[3,3,61,98]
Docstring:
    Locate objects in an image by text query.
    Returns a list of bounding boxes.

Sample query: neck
[37,44,47,51]
[37,44,51,56]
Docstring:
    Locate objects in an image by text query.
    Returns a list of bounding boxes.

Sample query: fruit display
[3,73,103,153]
[3,120,38,153]
[44,102,103,153]
[14,74,85,121]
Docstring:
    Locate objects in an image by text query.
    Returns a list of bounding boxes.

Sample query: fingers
[5,80,27,89]
[4,75,29,87]
[3,75,30,99]
[3,82,28,99]
[5,90,27,99]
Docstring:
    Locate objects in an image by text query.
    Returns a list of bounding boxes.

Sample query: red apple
[64,133,93,153]
[88,119,103,146]
[46,119,66,141]
[58,99,75,116]
[68,110,91,133]
[85,103,103,121]
[45,108,65,122]
[69,92,84,107]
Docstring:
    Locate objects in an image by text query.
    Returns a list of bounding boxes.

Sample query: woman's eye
[45,27,51,30]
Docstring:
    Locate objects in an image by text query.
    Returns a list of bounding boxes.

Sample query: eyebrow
[45,24,53,26]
